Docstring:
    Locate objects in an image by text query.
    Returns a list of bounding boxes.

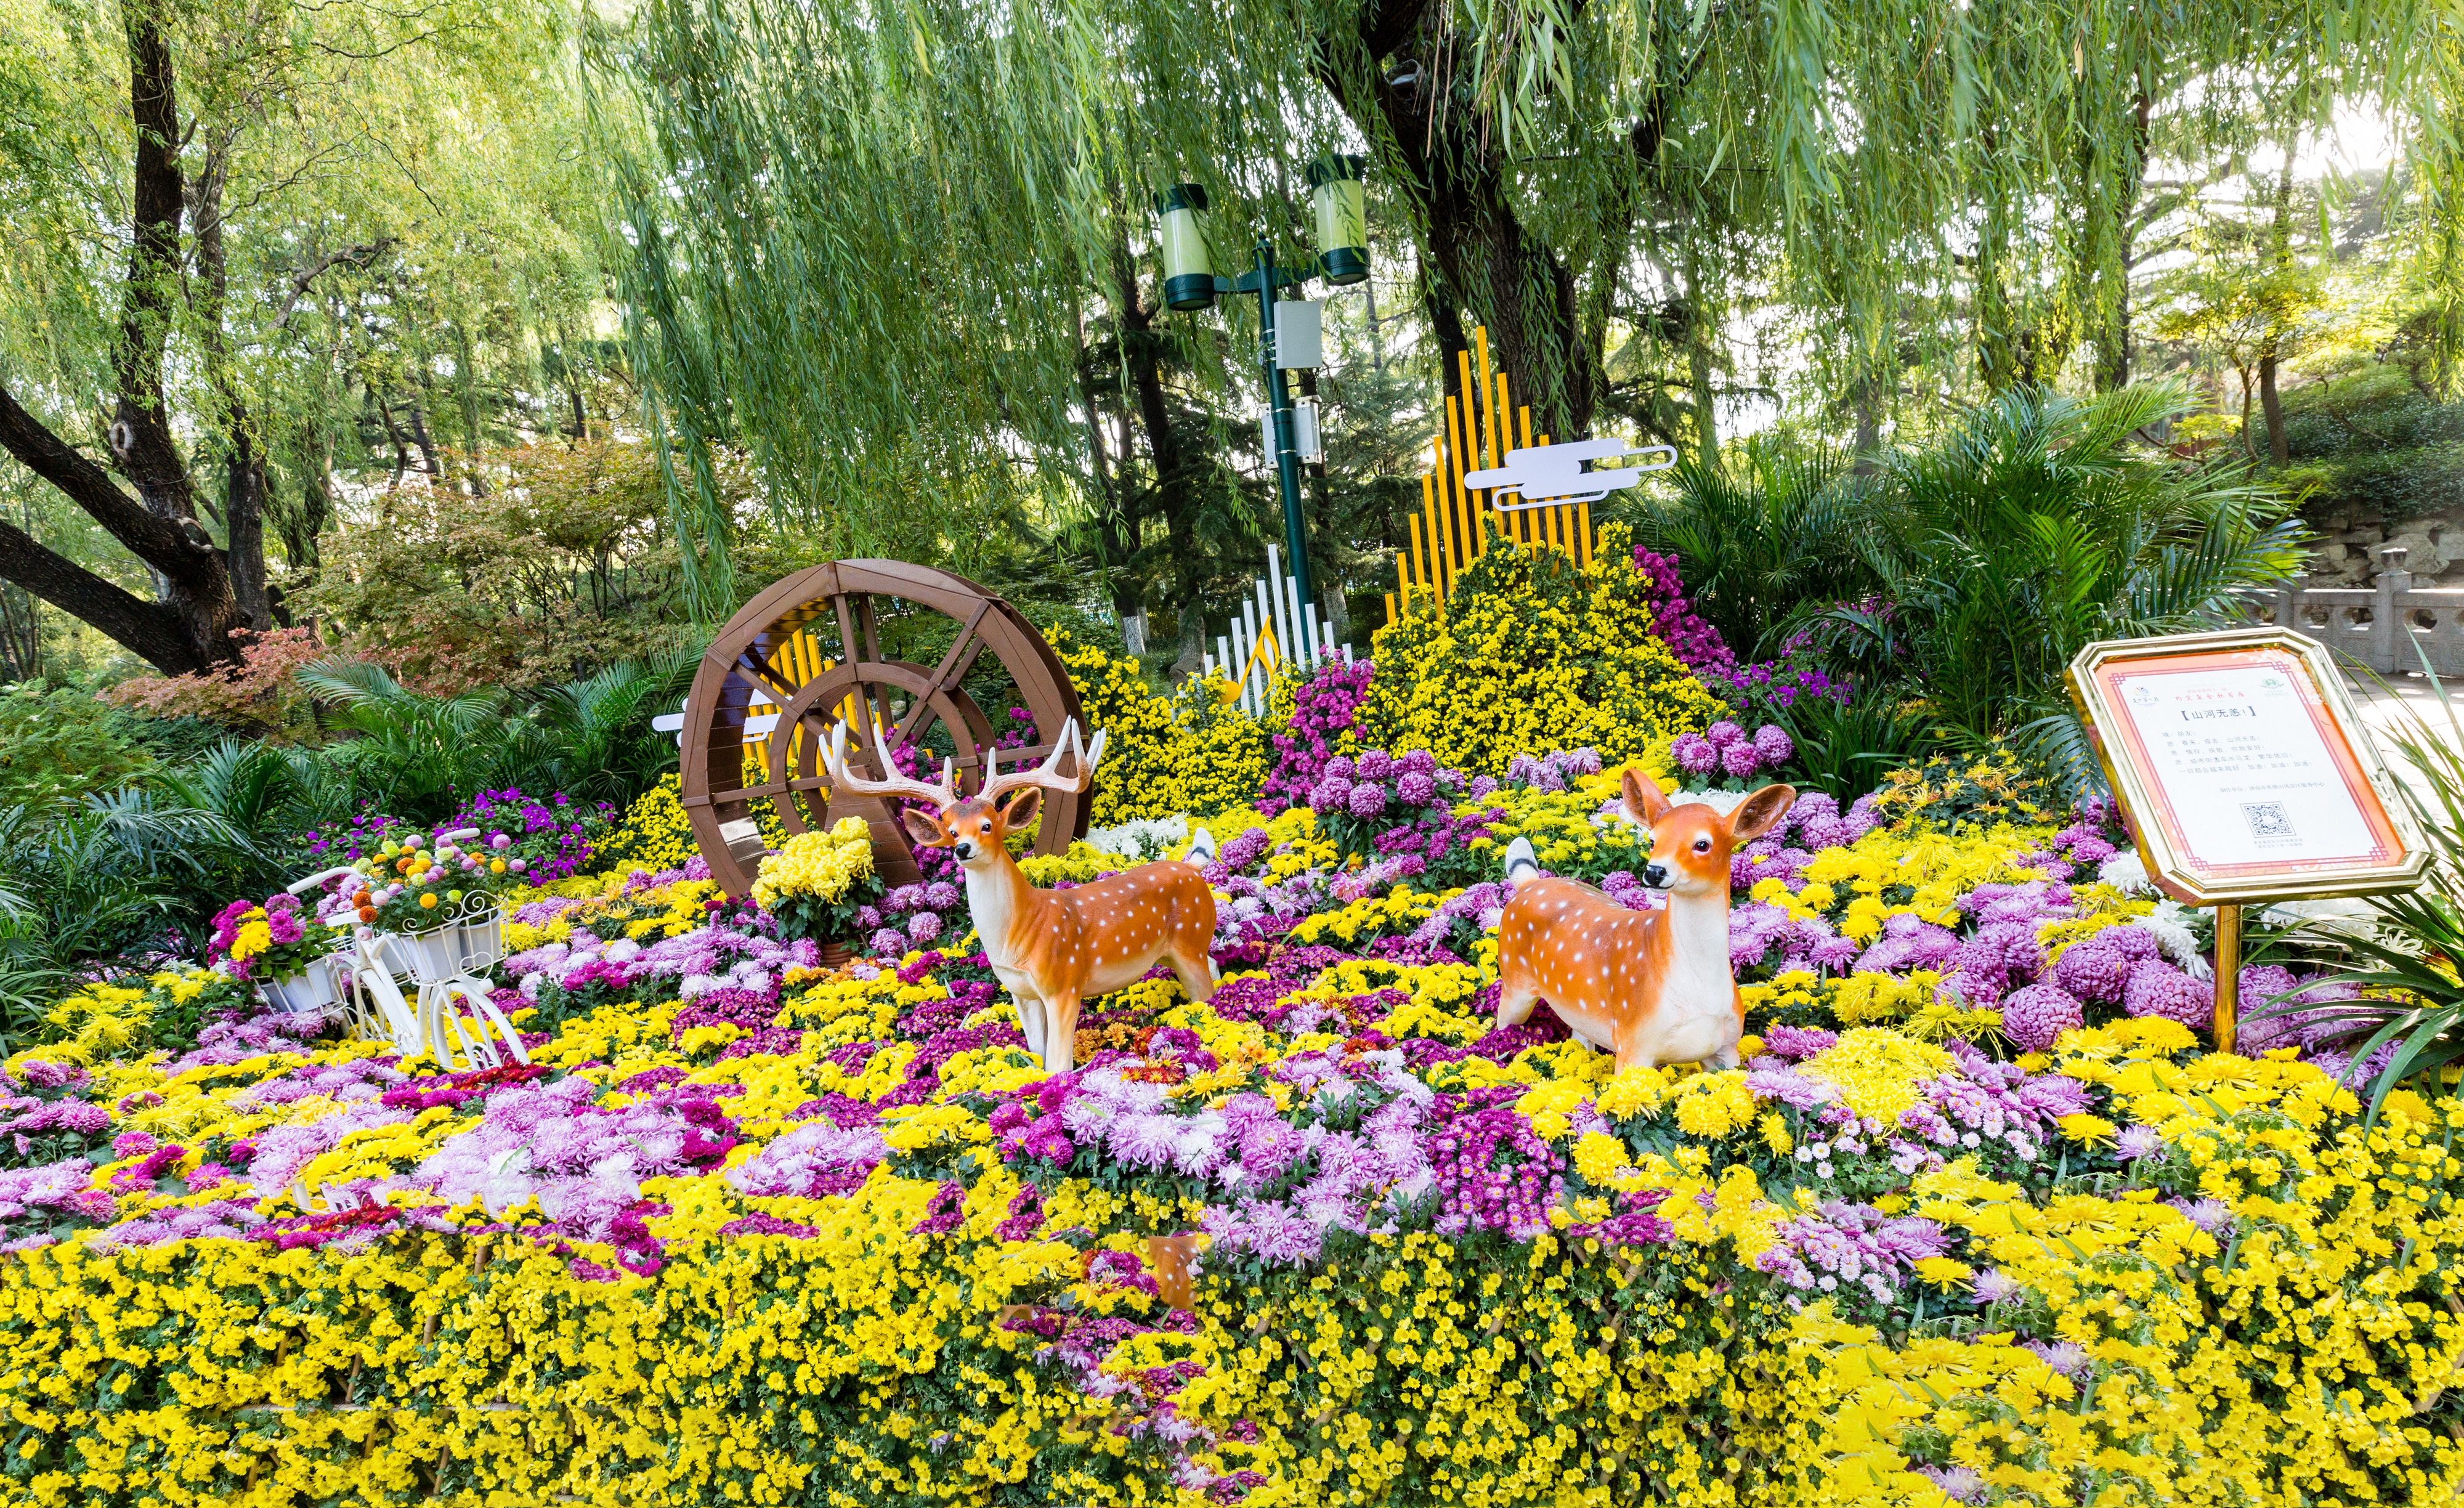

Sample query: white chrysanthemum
[2096,850,2154,895]
[2133,900,2211,980]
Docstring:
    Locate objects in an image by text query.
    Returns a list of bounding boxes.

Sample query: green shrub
[0,684,155,806]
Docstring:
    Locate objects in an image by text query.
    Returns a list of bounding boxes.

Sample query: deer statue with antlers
[1494,770,1795,1071]
[822,719,1218,1072]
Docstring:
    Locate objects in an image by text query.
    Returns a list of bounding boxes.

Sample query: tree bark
[1312,0,1602,441]
[2088,91,2154,392]
[2259,149,2298,468]
[0,5,247,673]
[1111,243,1196,620]
[188,126,272,631]
[0,511,198,671]
[452,320,489,495]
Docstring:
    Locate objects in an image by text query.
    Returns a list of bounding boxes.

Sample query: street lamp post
[1153,157,1369,623]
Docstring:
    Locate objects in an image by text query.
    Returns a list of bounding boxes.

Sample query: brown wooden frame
[678,560,1088,894]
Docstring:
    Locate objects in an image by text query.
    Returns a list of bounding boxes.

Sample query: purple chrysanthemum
[1998,984,2085,1053]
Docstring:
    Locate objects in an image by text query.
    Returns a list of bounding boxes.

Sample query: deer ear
[1621,768,1672,825]
[900,808,950,848]
[999,787,1042,835]
[1729,784,1798,843]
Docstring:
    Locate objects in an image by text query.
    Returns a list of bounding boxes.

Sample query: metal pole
[1255,240,1317,613]
[2213,902,2241,1055]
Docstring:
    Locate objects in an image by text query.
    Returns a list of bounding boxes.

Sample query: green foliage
[0,683,155,806]
[301,442,705,690]
[1828,384,2310,785]
[1865,744,2063,833]
[158,739,368,880]
[1627,440,1875,658]
[0,793,260,1047]
[2269,664,2464,1122]
[2276,363,2464,528]
[1766,694,1943,803]
[291,652,694,824]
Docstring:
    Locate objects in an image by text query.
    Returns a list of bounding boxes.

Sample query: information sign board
[2067,626,2425,906]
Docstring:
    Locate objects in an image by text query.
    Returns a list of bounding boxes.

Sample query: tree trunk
[452,320,488,495]
[188,125,273,631]
[2258,346,2288,467]
[0,5,246,674]
[1422,256,1471,413]
[1312,0,1601,441]
[1684,257,1719,471]
[2259,147,2298,468]
[1111,243,1194,618]
[224,439,271,628]
[1072,302,1141,638]
[2088,91,2154,392]
[0,581,38,681]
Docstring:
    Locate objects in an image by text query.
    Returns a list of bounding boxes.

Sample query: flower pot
[260,958,346,1016]
[816,939,855,968]
[392,922,470,984]
[456,905,505,969]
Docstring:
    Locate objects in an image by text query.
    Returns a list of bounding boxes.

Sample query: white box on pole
[1273,301,1323,370]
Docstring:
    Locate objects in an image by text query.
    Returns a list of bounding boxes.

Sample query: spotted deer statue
[1494,771,1795,1070]
[822,719,1218,1071]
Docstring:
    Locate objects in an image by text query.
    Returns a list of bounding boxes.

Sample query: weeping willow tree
[596,0,2460,622]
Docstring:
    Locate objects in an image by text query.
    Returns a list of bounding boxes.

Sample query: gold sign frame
[2065,626,2426,907]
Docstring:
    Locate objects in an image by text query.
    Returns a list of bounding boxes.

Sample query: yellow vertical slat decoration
[1387,328,1600,628]
[747,629,867,781]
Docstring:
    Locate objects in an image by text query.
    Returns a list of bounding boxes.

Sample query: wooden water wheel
[678,560,1089,895]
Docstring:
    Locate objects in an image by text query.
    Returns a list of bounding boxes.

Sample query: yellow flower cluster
[750,816,875,909]
[1745,968,2008,1042]
[226,914,272,961]
[1360,524,1725,777]
[1460,760,1674,871]
[1283,885,1445,947]
[18,968,248,1069]
[1792,822,2060,935]
[1047,626,1273,824]
[596,773,700,872]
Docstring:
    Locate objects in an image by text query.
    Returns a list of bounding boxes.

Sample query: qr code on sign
[2243,801,2296,840]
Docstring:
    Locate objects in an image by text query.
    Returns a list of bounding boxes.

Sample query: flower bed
[4,725,2462,1504]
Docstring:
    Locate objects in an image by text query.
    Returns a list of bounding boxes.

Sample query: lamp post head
[1154,183,1218,311]
[1306,155,1369,286]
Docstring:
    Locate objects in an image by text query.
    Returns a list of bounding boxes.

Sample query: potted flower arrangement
[208,893,346,1015]
[750,816,883,964]
[339,826,518,982]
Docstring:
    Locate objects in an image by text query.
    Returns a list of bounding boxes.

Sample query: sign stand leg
[2213,902,2241,1055]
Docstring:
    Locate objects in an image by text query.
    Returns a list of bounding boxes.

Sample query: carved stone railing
[2237,546,2464,676]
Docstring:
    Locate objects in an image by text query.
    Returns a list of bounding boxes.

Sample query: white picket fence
[1200,545,1353,717]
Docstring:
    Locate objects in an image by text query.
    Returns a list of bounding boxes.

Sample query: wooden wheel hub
[677,560,1088,894]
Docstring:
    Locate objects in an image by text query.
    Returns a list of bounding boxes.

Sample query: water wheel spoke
[731,649,796,707]
[898,601,990,749]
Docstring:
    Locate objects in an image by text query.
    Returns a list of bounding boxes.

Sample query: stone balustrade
[2238,545,2464,675]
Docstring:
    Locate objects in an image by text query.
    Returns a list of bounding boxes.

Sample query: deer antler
[978,718,1105,805]
[822,721,957,808]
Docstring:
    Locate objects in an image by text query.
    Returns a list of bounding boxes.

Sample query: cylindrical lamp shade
[1154,183,1217,312]
[1307,155,1369,286]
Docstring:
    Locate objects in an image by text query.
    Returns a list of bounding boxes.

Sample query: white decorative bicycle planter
[257,954,353,1016]
[291,830,530,1070]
